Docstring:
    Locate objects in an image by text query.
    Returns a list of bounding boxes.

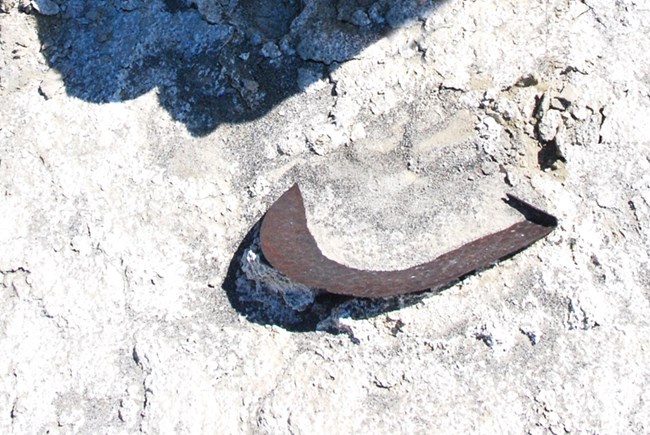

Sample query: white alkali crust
[1,0,649,433]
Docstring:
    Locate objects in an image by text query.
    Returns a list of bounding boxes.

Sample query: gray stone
[351,9,371,27]
[538,109,563,142]
[0,0,18,13]
[189,0,223,24]
[260,41,281,58]
[30,0,59,15]
[1,0,650,433]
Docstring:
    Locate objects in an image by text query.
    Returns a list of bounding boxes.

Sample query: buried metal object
[260,184,558,298]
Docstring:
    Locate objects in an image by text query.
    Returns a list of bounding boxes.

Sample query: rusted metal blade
[260,184,558,298]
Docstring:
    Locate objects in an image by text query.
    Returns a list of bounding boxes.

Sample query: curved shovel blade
[260,184,557,298]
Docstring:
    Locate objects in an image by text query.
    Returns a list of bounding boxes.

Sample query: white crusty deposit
[1,0,649,433]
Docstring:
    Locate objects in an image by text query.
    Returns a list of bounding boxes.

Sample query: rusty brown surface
[260,184,558,298]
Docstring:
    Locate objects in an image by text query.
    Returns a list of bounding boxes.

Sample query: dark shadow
[33,0,445,136]
[224,193,558,337]
[222,215,447,339]
[537,139,566,171]
[504,194,559,228]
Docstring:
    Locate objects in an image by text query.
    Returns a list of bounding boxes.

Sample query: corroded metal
[260,184,558,298]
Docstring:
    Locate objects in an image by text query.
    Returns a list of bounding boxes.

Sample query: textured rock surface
[1,0,649,433]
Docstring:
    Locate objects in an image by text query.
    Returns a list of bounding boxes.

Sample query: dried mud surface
[1,0,649,433]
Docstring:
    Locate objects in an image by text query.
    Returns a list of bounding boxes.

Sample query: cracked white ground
[1,0,649,433]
